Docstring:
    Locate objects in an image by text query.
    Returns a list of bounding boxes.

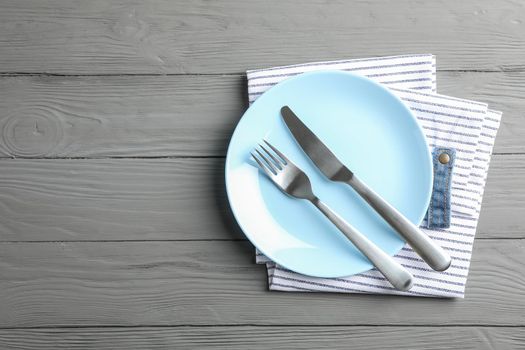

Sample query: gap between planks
[1,69,524,77]
[0,237,520,243]
[0,324,523,330]
[0,152,520,160]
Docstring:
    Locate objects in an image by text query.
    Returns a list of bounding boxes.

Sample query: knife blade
[280,105,452,272]
[280,106,354,182]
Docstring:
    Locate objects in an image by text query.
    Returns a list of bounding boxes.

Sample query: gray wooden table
[0,1,524,349]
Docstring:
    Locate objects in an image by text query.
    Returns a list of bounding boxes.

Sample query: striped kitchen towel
[246,54,502,298]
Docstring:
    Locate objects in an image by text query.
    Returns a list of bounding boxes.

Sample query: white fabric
[246,54,502,297]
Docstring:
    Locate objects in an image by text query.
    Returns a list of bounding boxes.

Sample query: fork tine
[263,140,289,165]
[251,152,276,177]
[254,149,278,175]
[259,143,283,170]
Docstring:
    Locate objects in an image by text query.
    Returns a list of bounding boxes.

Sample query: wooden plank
[438,71,524,154]
[0,239,524,327]
[0,72,522,158]
[0,0,524,74]
[0,155,522,242]
[0,75,246,158]
[478,154,525,237]
[0,326,522,349]
[0,158,240,241]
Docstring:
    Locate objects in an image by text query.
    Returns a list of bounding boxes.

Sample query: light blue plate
[225,71,432,278]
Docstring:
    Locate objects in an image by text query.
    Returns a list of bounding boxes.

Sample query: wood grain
[0,239,524,327]
[0,155,521,242]
[0,0,524,74]
[0,72,522,158]
[0,0,523,347]
[0,158,239,241]
[0,75,246,157]
[0,326,522,349]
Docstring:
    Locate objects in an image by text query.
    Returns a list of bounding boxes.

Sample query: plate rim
[224,70,433,278]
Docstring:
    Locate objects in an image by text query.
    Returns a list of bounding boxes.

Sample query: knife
[280,105,452,271]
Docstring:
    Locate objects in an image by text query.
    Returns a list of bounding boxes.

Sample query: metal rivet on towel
[439,152,450,164]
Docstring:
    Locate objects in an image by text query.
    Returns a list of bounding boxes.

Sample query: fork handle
[311,197,413,291]
[346,176,452,271]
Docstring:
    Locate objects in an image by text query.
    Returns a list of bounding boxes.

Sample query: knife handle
[311,197,413,291]
[347,176,452,271]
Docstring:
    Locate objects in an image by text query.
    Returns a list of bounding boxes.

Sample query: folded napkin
[246,54,502,298]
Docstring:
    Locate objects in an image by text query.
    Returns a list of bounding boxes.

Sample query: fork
[252,140,414,291]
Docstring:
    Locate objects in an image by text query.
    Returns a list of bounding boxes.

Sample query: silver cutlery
[281,106,451,271]
[252,140,414,291]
